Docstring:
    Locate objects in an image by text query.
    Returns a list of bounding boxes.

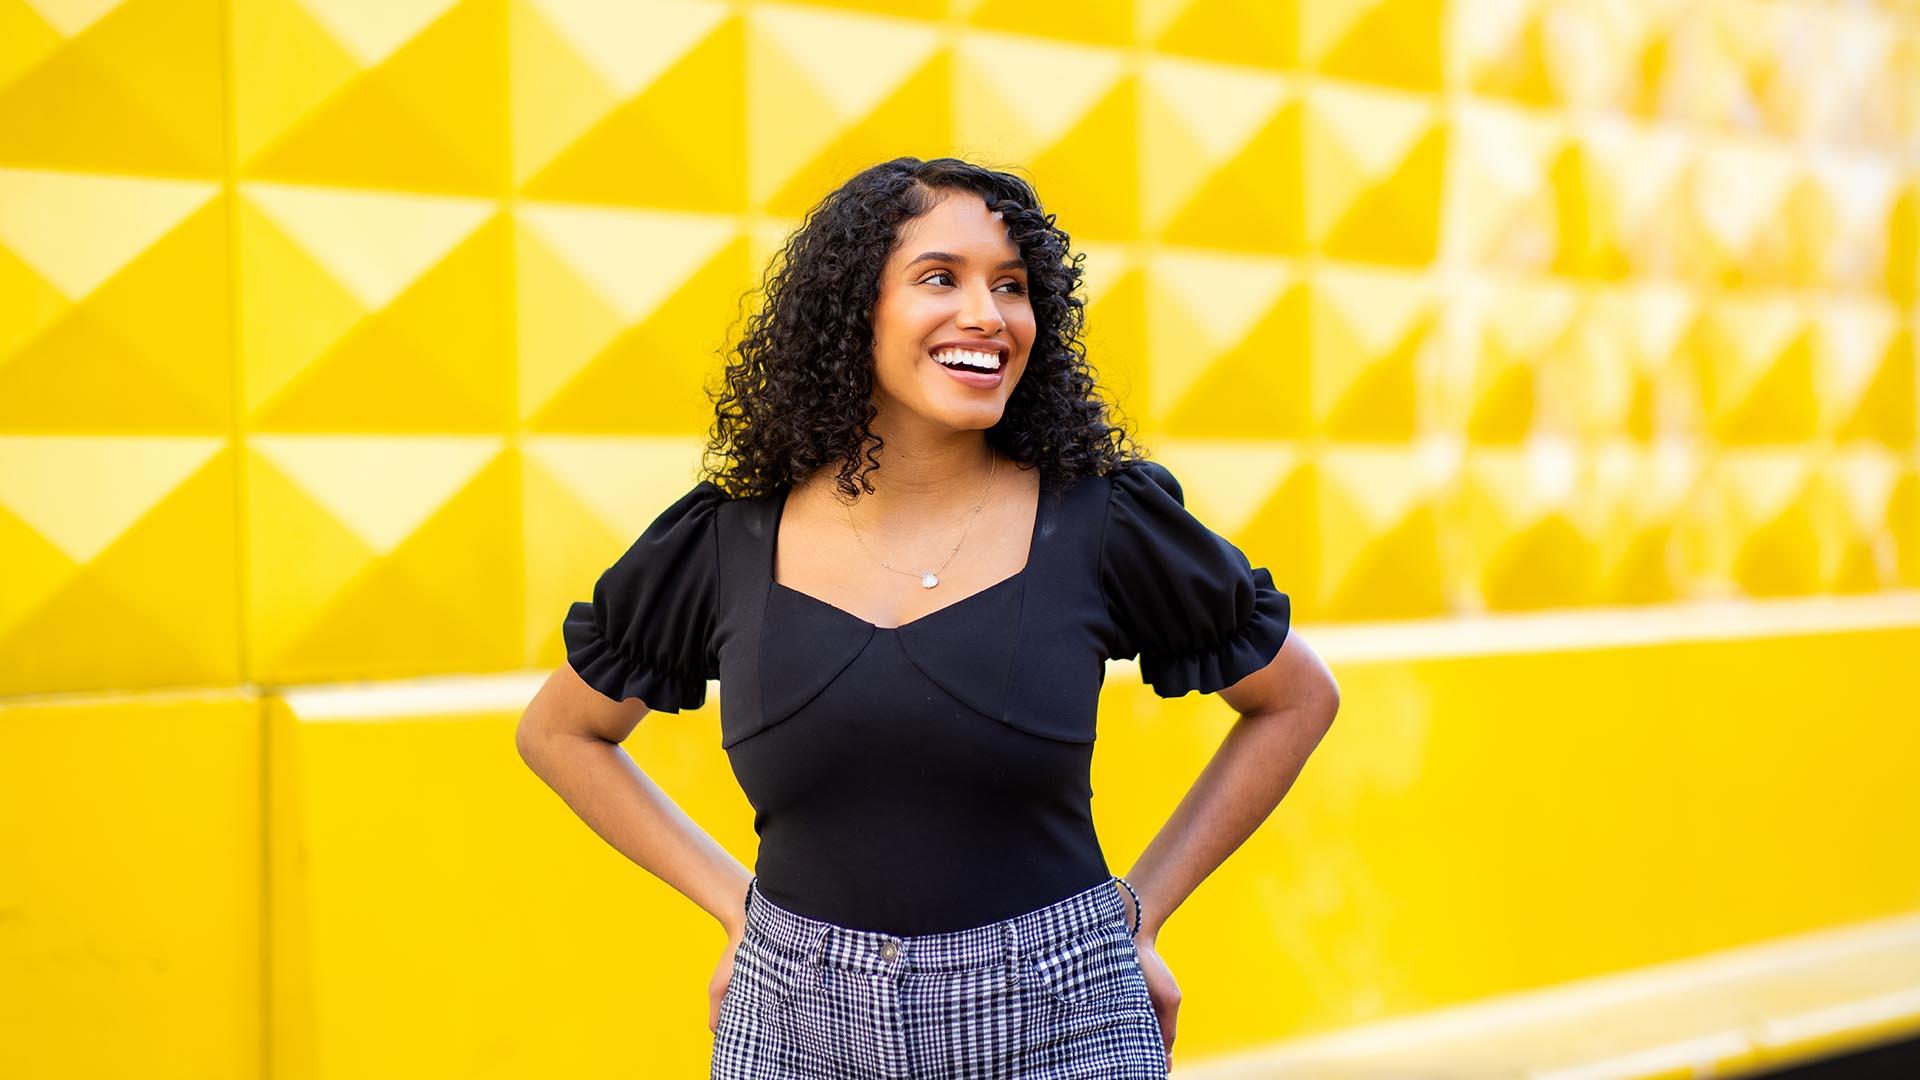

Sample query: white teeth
[932,348,1002,371]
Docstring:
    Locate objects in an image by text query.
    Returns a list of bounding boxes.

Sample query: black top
[562,460,1291,935]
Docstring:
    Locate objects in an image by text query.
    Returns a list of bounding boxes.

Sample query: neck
[832,428,998,510]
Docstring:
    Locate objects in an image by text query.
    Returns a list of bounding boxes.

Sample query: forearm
[519,729,752,936]
[1121,701,1334,941]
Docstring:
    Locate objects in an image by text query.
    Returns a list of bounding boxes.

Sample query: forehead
[889,192,1020,264]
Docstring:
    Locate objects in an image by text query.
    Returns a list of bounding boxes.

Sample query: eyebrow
[904,251,1027,272]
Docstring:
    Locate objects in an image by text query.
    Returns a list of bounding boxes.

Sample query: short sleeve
[561,481,725,712]
[1100,460,1291,698]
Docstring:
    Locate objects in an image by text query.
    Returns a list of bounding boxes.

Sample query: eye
[922,270,1027,294]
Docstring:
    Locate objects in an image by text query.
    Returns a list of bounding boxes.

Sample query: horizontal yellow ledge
[1175,910,1920,1079]
[1303,590,1920,662]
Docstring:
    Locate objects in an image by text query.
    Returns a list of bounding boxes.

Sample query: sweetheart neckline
[770,570,1027,632]
[767,466,1048,632]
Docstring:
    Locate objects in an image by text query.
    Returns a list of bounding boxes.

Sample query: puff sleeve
[561,481,725,712]
[1100,460,1291,698]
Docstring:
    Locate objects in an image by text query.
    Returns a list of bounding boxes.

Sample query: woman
[517,156,1340,1078]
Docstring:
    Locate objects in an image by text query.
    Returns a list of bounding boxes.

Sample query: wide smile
[929,345,1006,389]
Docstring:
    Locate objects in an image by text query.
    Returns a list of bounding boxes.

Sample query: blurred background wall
[4,0,1919,1077]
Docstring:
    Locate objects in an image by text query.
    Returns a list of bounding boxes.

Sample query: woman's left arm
[1119,631,1340,1065]
[1122,630,1339,942]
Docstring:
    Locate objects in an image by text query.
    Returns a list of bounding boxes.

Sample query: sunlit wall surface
[4,1,1920,1077]
[3,0,1916,695]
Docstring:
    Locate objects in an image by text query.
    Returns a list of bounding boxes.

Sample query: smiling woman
[519,156,1338,1080]
[703,156,1137,505]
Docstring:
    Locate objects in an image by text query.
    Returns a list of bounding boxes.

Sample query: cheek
[1013,311,1039,351]
[870,337,927,396]
[1009,298,1037,332]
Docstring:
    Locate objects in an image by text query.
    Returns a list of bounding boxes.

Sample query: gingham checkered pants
[711,875,1168,1079]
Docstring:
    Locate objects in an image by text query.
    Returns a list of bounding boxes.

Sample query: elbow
[1277,674,1338,733]
[515,706,552,766]
[1314,673,1340,730]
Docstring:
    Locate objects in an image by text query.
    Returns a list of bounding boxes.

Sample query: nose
[959,281,1004,334]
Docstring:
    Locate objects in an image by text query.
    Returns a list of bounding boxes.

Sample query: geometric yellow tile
[1589,440,1691,604]
[1682,449,1823,599]
[1818,299,1911,447]
[1451,101,1564,272]
[1461,0,1559,105]
[1557,289,1654,442]
[1145,250,1296,428]
[1454,442,1603,611]
[1317,445,1449,619]
[1027,71,1142,241]
[1310,265,1433,441]
[518,208,749,432]
[516,6,744,210]
[1304,83,1443,265]
[258,216,513,431]
[969,37,1138,243]
[953,32,1128,175]
[0,169,229,430]
[245,436,517,683]
[1800,154,1902,292]
[1688,139,1801,287]
[1451,277,1581,445]
[1144,0,1291,68]
[1818,448,1905,593]
[1144,59,1295,251]
[235,0,505,191]
[1686,295,1817,445]
[236,184,503,428]
[0,169,218,302]
[1305,0,1443,92]
[230,0,361,168]
[0,0,226,173]
[0,435,239,695]
[746,5,943,211]
[1562,119,1693,281]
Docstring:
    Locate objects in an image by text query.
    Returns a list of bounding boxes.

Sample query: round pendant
[920,571,939,589]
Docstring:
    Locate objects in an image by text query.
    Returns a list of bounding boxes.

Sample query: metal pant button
[879,941,899,960]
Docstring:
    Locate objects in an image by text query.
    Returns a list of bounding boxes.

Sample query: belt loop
[807,920,829,967]
[1000,919,1020,988]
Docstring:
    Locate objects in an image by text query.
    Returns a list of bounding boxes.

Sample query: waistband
[742,875,1132,978]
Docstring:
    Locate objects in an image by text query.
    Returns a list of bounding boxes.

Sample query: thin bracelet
[1114,876,1143,936]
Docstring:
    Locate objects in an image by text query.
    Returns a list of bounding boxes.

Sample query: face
[868,190,1036,436]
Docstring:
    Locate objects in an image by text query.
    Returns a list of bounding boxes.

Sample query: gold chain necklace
[843,453,999,589]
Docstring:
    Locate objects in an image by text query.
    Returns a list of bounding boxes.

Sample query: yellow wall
[4,0,1918,1077]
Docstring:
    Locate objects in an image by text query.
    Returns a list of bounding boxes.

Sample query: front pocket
[738,929,814,1012]
[1028,919,1136,1008]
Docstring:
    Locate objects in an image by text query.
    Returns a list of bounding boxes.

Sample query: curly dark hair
[699,156,1149,502]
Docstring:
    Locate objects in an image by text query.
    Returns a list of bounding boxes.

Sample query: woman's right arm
[515,664,752,939]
